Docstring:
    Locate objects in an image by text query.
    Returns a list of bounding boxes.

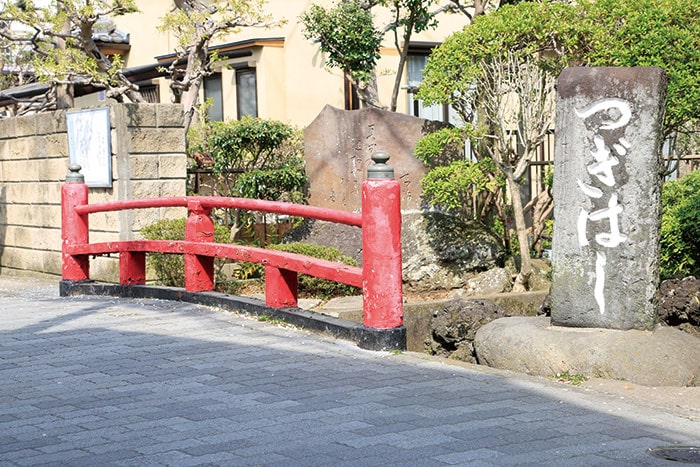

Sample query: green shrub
[414,126,470,168]
[268,243,361,299]
[187,117,308,232]
[141,218,360,299]
[141,218,231,287]
[660,171,700,279]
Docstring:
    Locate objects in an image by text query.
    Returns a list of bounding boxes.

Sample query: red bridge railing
[61,152,403,331]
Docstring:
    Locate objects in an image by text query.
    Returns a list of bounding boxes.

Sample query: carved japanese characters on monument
[304,105,444,212]
[551,67,667,330]
[575,98,631,315]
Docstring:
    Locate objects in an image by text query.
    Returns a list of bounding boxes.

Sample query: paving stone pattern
[1,281,698,466]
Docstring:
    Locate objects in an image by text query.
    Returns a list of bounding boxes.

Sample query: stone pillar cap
[66,164,84,183]
[367,150,394,179]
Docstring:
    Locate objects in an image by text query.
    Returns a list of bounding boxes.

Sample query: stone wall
[0,103,187,281]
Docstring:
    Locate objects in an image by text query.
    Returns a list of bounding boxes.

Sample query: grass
[552,370,588,386]
[256,314,299,329]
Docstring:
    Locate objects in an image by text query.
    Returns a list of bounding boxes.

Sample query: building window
[138,82,160,104]
[204,73,223,121]
[406,53,448,122]
[236,68,257,118]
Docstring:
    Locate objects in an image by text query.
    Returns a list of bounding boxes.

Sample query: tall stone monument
[551,67,667,330]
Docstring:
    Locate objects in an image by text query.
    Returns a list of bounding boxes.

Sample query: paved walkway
[1,277,698,466]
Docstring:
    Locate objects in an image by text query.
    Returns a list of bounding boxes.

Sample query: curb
[59,280,405,352]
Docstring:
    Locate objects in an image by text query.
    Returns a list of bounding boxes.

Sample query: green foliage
[553,370,588,386]
[141,223,361,300]
[416,125,505,237]
[188,117,307,227]
[420,159,501,219]
[414,126,472,168]
[140,218,230,288]
[420,0,700,136]
[268,243,361,299]
[300,2,382,83]
[0,0,140,97]
[189,116,297,175]
[418,1,581,115]
[660,171,700,280]
[188,117,306,253]
[580,0,700,136]
[235,158,308,204]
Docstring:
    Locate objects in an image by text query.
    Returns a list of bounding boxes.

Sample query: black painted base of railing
[59,280,406,352]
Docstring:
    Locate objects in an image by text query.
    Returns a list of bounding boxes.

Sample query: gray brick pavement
[0,279,698,466]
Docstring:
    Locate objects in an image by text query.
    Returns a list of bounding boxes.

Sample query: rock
[426,298,509,363]
[464,268,512,295]
[551,67,666,330]
[538,293,551,316]
[283,211,505,292]
[281,220,362,264]
[304,105,447,212]
[402,211,505,292]
[659,276,700,336]
[528,259,552,292]
[474,316,700,387]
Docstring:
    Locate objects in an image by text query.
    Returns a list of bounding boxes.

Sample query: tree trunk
[390,45,409,112]
[352,72,386,110]
[55,83,74,109]
[181,79,201,136]
[506,174,532,292]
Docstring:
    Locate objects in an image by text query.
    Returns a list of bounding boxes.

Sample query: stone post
[551,67,667,330]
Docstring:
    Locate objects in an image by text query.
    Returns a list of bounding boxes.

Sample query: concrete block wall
[0,103,187,281]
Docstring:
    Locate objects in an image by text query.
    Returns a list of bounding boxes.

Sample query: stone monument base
[474,316,699,387]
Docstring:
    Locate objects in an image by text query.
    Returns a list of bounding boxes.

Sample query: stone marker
[304,105,445,212]
[551,67,667,330]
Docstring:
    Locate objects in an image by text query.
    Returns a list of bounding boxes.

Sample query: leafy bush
[141,218,230,287]
[414,127,471,168]
[660,171,700,279]
[420,158,503,221]
[188,116,295,173]
[187,117,307,234]
[268,243,361,299]
[141,218,360,299]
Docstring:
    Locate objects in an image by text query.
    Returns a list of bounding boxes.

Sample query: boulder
[282,211,505,292]
[464,268,513,295]
[401,211,505,292]
[528,258,552,292]
[281,220,362,264]
[426,298,509,363]
[474,316,700,387]
[304,105,447,212]
[659,276,700,336]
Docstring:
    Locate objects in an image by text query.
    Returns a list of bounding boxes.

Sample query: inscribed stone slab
[304,105,443,212]
[551,67,667,330]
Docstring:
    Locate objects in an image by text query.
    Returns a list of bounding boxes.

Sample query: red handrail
[61,169,402,330]
[75,196,363,227]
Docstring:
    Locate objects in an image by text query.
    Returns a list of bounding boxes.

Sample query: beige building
[81,0,473,128]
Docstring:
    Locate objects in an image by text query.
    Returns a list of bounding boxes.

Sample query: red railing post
[265,266,298,307]
[361,151,403,329]
[61,164,90,281]
[185,199,215,292]
[120,252,146,285]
